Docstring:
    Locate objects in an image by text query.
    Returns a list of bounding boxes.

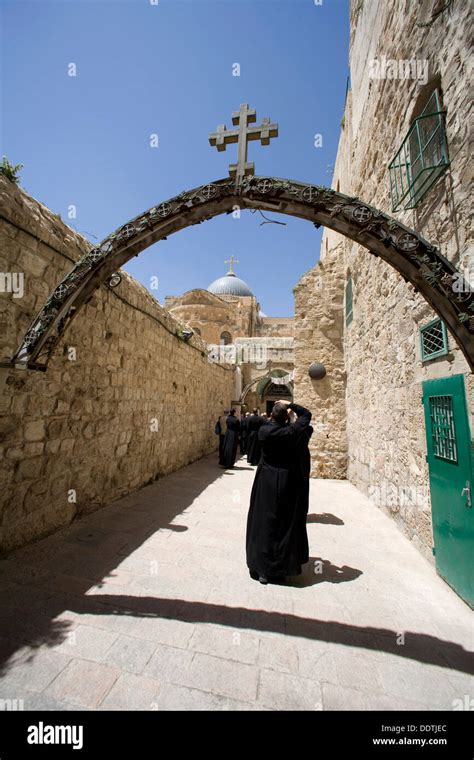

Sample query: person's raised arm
[288,402,312,421]
[272,400,312,437]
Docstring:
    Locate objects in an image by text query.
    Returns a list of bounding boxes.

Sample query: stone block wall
[0,177,234,552]
[256,317,294,337]
[293,0,472,558]
[341,0,472,557]
[292,70,351,481]
[165,291,261,345]
[294,246,347,479]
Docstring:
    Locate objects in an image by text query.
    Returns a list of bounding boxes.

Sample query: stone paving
[0,453,472,711]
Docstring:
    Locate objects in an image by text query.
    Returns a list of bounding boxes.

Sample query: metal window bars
[389,90,450,211]
[429,394,458,462]
[420,318,449,361]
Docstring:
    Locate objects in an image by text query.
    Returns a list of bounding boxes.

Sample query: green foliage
[0,156,23,184]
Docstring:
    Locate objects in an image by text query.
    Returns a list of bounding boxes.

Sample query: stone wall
[256,317,294,337]
[164,291,260,344]
[164,289,236,344]
[0,177,234,552]
[293,245,347,479]
[292,75,351,481]
[341,0,472,556]
[293,0,472,557]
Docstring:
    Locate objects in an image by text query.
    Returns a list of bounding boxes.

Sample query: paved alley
[0,453,472,711]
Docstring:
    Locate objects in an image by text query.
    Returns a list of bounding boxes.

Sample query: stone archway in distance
[10,175,474,371]
[240,368,294,407]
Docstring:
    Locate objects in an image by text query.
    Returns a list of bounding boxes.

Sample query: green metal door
[422,374,473,607]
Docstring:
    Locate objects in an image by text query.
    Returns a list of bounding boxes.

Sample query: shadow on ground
[285,557,363,587]
[307,513,345,525]
[0,455,472,679]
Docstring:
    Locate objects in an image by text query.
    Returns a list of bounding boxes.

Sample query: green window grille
[389,89,450,211]
[345,275,353,326]
[420,318,448,361]
[428,395,458,462]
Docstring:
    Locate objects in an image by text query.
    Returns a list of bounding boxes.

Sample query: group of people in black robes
[245,409,267,465]
[216,407,268,469]
[215,400,313,585]
[217,408,241,469]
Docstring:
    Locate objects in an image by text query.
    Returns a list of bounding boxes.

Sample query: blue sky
[1,0,349,316]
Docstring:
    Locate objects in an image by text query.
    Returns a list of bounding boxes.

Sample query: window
[345,274,353,326]
[429,395,457,462]
[220,331,232,345]
[420,318,448,362]
[389,89,450,211]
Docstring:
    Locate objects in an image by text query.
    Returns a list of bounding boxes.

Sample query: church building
[164,257,294,413]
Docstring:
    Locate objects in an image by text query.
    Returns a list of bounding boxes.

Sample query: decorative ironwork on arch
[11,176,474,371]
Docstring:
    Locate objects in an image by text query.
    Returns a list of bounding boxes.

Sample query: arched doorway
[240,368,294,413]
[256,369,294,415]
[261,382,293,416]
[10,176,474,370]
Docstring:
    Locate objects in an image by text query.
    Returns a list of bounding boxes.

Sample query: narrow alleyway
[0,453,472,711]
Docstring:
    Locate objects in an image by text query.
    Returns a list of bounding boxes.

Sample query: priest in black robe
[217,409,229,465]
[291,417,314,566]
[246,409,265,465]
[240,412,249,455]
[220,409,240,469]
[246,400,312,583]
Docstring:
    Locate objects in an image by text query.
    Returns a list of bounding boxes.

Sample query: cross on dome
[224,255,239,275]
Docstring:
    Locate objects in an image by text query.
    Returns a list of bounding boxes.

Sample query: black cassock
[291,421,314,565]
[246,403,312,578]
[240,416,248,455]
[221,415,240,468]
[246,414,265,465]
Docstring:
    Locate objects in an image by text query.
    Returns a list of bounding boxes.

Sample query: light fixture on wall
[107,272,122,288]
[308,362,326,380]
[177,328,194,342]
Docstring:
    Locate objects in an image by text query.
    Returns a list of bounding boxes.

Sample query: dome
[207,271,254,297]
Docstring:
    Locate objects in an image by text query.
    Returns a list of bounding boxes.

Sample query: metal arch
[11,175,474,370]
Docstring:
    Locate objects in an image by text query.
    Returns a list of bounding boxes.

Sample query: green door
[422,374,473,607]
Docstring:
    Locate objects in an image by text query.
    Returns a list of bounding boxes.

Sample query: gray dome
[207,272,254,297]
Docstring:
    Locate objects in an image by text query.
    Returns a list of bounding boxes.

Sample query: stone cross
[209,104,278,180]
[225,255,239,274]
